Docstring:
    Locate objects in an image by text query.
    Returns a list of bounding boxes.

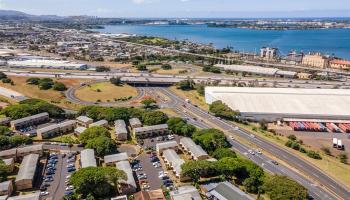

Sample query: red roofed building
[330,59,350,70]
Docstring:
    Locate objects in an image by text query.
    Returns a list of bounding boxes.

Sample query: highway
[1,68,350,89]
[145,87,350,200]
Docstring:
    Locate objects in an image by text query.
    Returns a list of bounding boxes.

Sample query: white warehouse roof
[205,87,350,121]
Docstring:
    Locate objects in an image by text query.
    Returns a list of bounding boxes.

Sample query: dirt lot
[277,129,350,157]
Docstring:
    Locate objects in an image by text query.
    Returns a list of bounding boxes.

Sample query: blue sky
[1,0,350,18]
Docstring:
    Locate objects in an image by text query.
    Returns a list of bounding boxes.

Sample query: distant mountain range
[0,9,91,21]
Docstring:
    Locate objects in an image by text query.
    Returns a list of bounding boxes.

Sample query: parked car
[40,191,49,196]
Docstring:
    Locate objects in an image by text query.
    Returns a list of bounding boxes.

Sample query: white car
[250,134,255,138]
[40,191,49,196]
[66,175,71,179]
[256,150,262,155]
[66,185,74,190]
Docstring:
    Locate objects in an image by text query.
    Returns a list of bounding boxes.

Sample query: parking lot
[132,135,178,191]
[41,152,77,200]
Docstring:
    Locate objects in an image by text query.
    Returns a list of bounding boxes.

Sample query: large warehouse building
[205,87,350,122]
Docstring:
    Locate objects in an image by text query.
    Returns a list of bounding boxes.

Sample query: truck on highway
[333,138,338,148]
[337,139,345,150]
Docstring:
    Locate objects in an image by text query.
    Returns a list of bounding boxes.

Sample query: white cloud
[132,0,146,4]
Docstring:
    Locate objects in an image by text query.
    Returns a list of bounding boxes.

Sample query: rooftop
[170,185,202,200]
[129,118,142,126]
[156,141,178,152]
[15,154,39,182]
[104,153,128,164]
[0,181,12,192]
[205,87,350,118]
[207,181,254,200]
[80,149,96,168]
[90,120,108,127]
[7,192,40,200]
[115,160,137,188]
[115,120,128,135]
[74,126,87,134]
[134,124,168,133]
[11,112,48,125]
[179,137,208,159]
[76,116,93,123]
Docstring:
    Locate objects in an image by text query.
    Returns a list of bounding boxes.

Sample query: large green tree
[212,148,237,160]
[85,136,117,157]
[79,126,110,144]
[70,167,126,199]
[263,175,308,200]
[140,98,157,109]
[0,126,11,136]
[142,111,168,126]
[209,100,239,120]
[192,128,230,154]
[1,99,64,119]
[0,159,10,182]
[167,117,196,137]
[181,160,220,183]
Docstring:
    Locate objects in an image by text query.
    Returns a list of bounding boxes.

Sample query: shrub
[1,78,12,84]
[161,64,172,70]
[306,150,322,160]
[339,153,348,164]
[53,82,67,91]
[287,134,297,141]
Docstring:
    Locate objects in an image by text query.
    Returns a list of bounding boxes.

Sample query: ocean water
[94,24,350,59]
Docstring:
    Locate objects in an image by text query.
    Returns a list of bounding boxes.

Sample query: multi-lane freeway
[2,68,350,89]
[143,86,350,200]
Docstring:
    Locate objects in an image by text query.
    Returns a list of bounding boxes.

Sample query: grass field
[0,76,84,110]
[75,82,138,103]
[169,86,209,110]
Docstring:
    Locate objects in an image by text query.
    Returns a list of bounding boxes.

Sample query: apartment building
[129,118,142,129]
[302,53,330,68]
[156,141,178,155]
[329,59,350,70]
[133,124,169,139]
[104,152,128,166]
[10,112,49,130]
[116,161,137,195]
[36,120,76,139]
[115,120,128,141]
[179,137,209,160]
[15,154,39,190]
[76,116,93,128]
[89,120,108,128]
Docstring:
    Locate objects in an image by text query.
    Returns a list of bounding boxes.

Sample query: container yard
[287,121,350,133]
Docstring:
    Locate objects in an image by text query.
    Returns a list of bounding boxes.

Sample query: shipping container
[339,124,350,133]
[331,123,341,133]
[326,123,335,132]
[297,122,305,131]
